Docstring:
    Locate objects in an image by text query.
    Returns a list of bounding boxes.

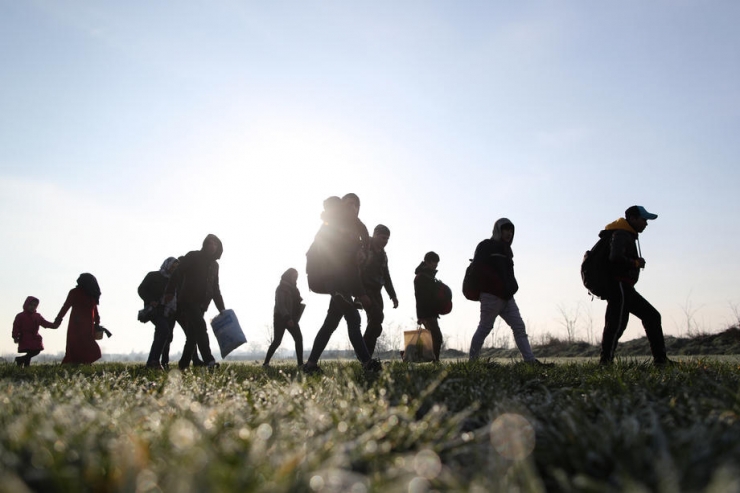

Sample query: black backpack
[462,259,481,301]
[305,226,338,294]
[581,231,614,299]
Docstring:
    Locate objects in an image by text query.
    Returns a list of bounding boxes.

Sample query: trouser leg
[147,313,170,366]
[500,298,535,362]
[469,293,504,360]
[307,297,344,364]
[23,350,41,366]
[179,304,214,368]
[286,323,304,365]
[628,290,667,362]
[421,318,443,361]
[342,300,371,364]
[264,316,287,365]
[600,282,630,363]
[362,289,385,357]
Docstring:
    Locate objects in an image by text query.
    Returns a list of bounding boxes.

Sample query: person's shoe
[598,358,613,367]
[262,362,270,368]
[207,361,220,370]
[146,362,165,371]
[178,362,190,371]
[654,358,677,367]
[161,362,170,370]
[302,362,323,375]
[192,358,206,367]
[363,358,382,373]
[14,356,23,368]
[527,359,554,367]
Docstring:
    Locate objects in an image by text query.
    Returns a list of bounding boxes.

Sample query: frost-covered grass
[1,359,739,492]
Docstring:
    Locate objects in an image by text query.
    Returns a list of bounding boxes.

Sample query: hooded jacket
[166,234,225,312]
[472,218,519,300]
[414,262,439,319]
[603,218,642,285]
[13,296,56,352]
[274,270,304,323]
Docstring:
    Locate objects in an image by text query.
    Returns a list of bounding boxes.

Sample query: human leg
[628,290,667,363]
[286,323,304,366]
[340,300,371,364]
[22,350,41,367]
[421,318,443,361]
[499,298,535,362]
[469,293,504,360]
[146,313,170,367]
[362,289,385,357]
[306,296,344,365]
[600,282,630,364]
[264,316,287,366]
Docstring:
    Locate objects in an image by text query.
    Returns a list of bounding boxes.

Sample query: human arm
[383,261,398,308]
[12,315,21,342]
[37,314,58,329]
[211,264,225,313]
[54,291,73,325]
[274,286,293,325]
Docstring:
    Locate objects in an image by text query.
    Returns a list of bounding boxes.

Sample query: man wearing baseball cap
[599,205,670,366]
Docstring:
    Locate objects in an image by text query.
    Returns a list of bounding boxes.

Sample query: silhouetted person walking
[361,224,398,357]
[264,268,305,367]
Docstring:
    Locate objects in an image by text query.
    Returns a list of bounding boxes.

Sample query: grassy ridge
[1,360,739,492]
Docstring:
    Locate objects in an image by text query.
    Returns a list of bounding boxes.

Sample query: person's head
[160,257,179,275]
[342,193,361,218]
[23,296,39,313]
[424,251,440,270]
[371,224,391,250]
[202,234,223,259]
[76,273,101,304]
[625,205,657,233]
[281,267,299,285]
[321,196,343,223]
[492,218,515,245]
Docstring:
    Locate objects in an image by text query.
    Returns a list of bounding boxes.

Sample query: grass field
[1,359,739,492]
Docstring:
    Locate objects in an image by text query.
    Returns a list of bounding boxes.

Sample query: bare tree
[557,302,580,343]
[679,292,704,337]
[728,301,740,328]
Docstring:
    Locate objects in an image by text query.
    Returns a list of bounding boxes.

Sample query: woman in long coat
[55,273,102,364]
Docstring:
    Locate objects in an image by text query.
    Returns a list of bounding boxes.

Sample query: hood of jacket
[492,218,515,244]
[202,234,223,260]
[415,261,437,277]
[159,257,179,277]
[604,218,637,235]
[23,296,39,311]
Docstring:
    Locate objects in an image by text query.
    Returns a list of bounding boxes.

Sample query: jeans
[600,282,666,363]
[469,293,535,361]
[307,295,371,364]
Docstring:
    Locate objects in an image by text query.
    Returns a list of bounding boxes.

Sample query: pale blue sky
[2,1,739,358]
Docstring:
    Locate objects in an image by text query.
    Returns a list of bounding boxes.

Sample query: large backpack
[462,259,481,301]
[581,231,614,299]
[305,226,339,294]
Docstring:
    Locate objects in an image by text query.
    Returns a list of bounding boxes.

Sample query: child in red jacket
[12,296,58,367]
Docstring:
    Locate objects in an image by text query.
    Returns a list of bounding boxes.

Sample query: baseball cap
[625,205,658,220]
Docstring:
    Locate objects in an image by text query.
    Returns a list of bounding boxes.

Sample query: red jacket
[12,296,55,352]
